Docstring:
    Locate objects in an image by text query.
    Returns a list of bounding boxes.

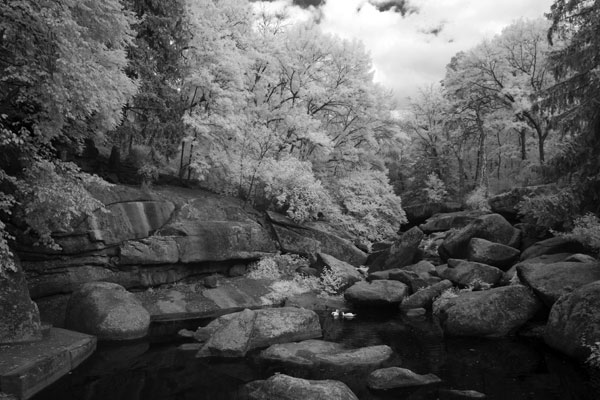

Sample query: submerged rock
[64,282,150,341]
[246,374,359,400]
[196,307,321,357]
[344,280,409,306]
[544,281,600,360]
[434,285,542,337]
[517,261,600,306]
[259,339,393,372]
[367,367,441,390]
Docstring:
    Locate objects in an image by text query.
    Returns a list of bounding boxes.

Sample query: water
[32,311,598,400]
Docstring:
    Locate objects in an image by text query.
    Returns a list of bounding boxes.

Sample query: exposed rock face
[434,285,542,337]
[517,262,600,306]
[246,374,358,400]
[400,280,453,310]
[268,212,367,266]
[419,211,484,234]
[259,340,393,372]
[438,214,521,261]
[467,238,520,270]
[520,237,589,261]
[344,280,409,306]
[369,227,424,271]
[0,258,42,344]
[403,202,462,226]
[64,282,150,341]
[544,281,600,360]
[367,367,441,390]
[317,253,363,291]
[195,308,322,357]
[440,259,503,287]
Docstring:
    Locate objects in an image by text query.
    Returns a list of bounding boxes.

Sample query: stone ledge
[0,328,96,399]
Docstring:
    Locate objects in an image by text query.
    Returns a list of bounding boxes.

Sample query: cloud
[368,0,419,16]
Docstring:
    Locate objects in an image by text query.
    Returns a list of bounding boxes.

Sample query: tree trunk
[519,129,527,161]
[538,134,545,165]
[474,115,487,187]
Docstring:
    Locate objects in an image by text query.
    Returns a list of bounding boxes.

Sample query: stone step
[0,328,96,400]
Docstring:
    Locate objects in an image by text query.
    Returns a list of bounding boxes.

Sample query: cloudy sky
[251,0,555,108]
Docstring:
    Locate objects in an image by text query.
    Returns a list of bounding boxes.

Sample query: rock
[268,211,367,266]
[440,259,503,287]
[228,264,246,277]
[501,253,574,285]
[404,201,463,226]
[419,211,484,234]
[344,280,409,306]
[119,237,179,264]
[434,285,542,337]
[196,308,321,357]
[246,374,358,400]
[259,340,393,372]
[64,282,150,341]
[403,260,436,275]
[438,389,487,399]
[367,367,441,390]
[203,275,219,288]
[284,292,347,312]
[517,262,600,306]
[296,266,318,277]
[544,281,600,360]
[438,214,521,261]
[467,238,520,270]
[400,280,453,310]
[369,227,424,271]
[404,308,427,317]
[565,253,597,263]
[488,184,556,219]
[0,258,42,344]
[317,253,363,291]
[520,236,588,261]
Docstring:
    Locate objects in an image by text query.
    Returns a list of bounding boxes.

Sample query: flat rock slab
[0,328,96,399]
[367,367,441,390]
[136,277,277,323]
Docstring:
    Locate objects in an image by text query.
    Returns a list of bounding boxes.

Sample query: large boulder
[367,367,441,390]
[344,280,409,306]
[369,227,424,271]
[520,236,589,261]
[195,307,322,357]
[434,285,542,337]
[440,259,503,287]
[544,281,600,360]
[467,238,520,270]
[488,184,556,219]
[419,211,484,234]
[517,262,600,307]
[246,374,358,400]
[268,212,367,266]
[400,279,453,310]
[438,214,521,261]
[259,340,393,373]
[317,253,363,291]
[0,258,42,344]
[64,282,150,341]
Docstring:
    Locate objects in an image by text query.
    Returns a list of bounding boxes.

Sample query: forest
[1,0,599,268]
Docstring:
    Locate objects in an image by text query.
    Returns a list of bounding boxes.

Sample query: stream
[32,310,598,400]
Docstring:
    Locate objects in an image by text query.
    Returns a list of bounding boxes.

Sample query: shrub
[465,186,490,212]
[247,254,309,280]
[586,341,600,369]
[432,287,460,316]
[559,213,600,255]
[517,190,579,231]
[329,169,407,243]
[424,172,448,202]
[319,266,346,296]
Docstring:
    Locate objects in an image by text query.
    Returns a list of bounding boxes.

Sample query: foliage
[330,169,406,243]
[432,287,460,316]
[517,190,579,231]
[424,173,448,202]
[559,213,600,255]
[247,254,310,280]
[466,278,492,291]
[585,341,600,369]
[465,186,491,212]
[319,267,347,296]
[17,161,111,249]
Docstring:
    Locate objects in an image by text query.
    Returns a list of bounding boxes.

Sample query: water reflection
[32,311,596,400]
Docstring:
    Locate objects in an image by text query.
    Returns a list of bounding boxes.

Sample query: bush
[247,254,309,280]
[517,190,579,231]
[329,169,407,243]
[559,213,600,255]
[585,341,600,369]
[424,172,448,202]
[465,186,490,212]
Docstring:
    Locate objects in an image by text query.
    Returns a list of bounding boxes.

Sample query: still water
[33,310,598,400]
